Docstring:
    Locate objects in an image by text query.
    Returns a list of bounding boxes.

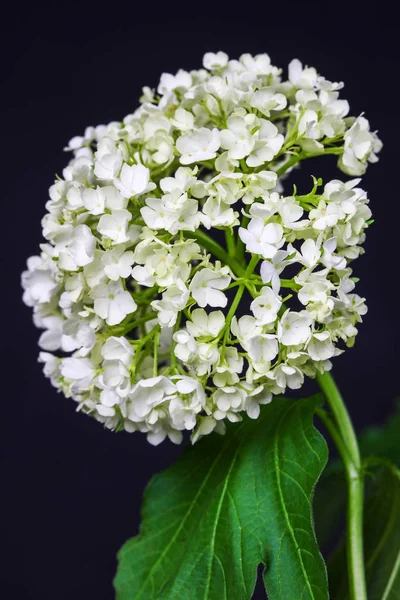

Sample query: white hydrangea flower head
[22,52,381,445]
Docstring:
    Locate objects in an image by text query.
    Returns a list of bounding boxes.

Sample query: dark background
[1,6,399,599]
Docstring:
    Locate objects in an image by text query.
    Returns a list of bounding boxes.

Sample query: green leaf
[313,464,346,551]
[358,402,400,465]
[327,465,400,600]
[114,395,329,600]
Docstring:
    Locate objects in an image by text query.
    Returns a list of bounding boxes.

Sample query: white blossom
[307,331,336,361]
[231,316,263,350]
[169,376,206,430]
[267,363,304,390]
[243,385,272,419]
[220,115,255,160]
[340,116,382,176]
[60,357,95,392]
[102,247,135,281]
[239,218,283,258]
[97,209,131,244]
[250,287,282,324]
[189,266,231,308]
[90,280,137,325]
[248,334,279,364]
[213,386,246,422]
[66,224,96,268]
[186,309,225,338]
[22,50,380,443]
[114,164,155,198]
[101,336,134,365]
[289,59,318,89]
[83,187,106,215]
[278,310,313,346]
[158,69,192,95]
[151,279,189,327]
[203,51,229,70]
[176,128,220,165]
[260,250,294,293]
[250,88,287,117]
[22,263,58,305]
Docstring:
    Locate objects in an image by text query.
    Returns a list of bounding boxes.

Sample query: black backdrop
[2,6,399,599]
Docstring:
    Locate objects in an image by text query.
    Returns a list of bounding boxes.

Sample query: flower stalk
[316,371,367,600]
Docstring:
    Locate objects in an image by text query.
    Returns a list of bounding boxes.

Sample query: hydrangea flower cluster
[22,52,381,444]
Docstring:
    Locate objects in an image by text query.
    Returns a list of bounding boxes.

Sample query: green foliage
[314,404,400,552]
[114,396,329,600]
[328,465,400,600]
[358,403,400,465]
[313,464,346,551]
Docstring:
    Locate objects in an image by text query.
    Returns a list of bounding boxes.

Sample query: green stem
[316,372,361,468]
[110,312,156,336]
[225,229,236,255]
[219,256,258,352]
[275,153,303,177]
[131,325,159,377]
[153,326,160,377]
[220,283,246,350]
[227,284,246,326]
[169,312,182,370]
[236,216,249,263]
[245,255,259,276]
[315,407,354,469]
[185,229,246,277]
[269,146,345,178]
[316,371,366,600]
